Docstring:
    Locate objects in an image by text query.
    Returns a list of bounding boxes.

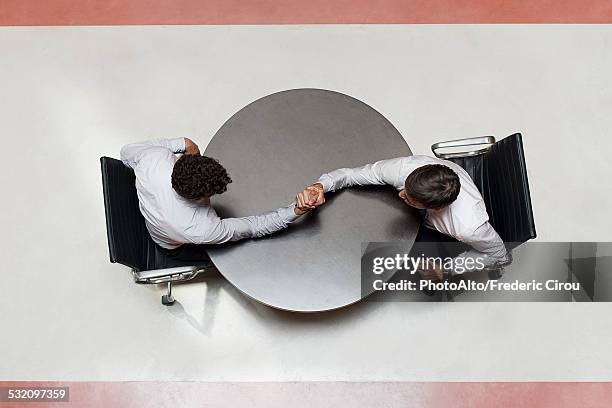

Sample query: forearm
[317,164,384,193]
[236,204,299,239]
[150,137,187,153]
[449,223,509,274]
[450,245,508,275]
[316,157,406,193]
[200,204,300,244]
[120,137,186,167]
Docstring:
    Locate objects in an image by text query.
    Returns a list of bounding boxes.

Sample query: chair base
[132,266,213,305]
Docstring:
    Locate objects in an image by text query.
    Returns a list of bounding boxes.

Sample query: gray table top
[204,89,419,312]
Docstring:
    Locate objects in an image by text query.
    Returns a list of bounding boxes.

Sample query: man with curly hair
[121,137,321,260]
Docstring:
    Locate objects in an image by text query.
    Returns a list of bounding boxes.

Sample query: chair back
[448,133,536,246]
[100,157,158,271]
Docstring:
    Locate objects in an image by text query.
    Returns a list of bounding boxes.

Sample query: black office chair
[431,133,537,277]
[100,157,214,305]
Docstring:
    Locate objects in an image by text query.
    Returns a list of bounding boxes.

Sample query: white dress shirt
[121,138,299,249]
[317,156,509,272]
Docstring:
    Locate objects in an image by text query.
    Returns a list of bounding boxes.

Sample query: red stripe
[1,0,612,25]
[1,382,612,407]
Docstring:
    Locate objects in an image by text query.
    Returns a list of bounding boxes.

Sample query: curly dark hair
[171,155,232,200]
[404,164,461,209]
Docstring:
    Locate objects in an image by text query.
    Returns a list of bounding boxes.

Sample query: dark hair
[404,164,460,209]
[171,155,232,200]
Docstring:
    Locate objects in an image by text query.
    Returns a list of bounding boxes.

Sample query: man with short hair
[121,137,317,261]
[305,156,509,279]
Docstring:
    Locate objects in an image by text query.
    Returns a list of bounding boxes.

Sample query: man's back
[121,138,207,249]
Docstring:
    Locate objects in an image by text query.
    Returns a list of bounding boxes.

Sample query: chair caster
[161,282,175,306]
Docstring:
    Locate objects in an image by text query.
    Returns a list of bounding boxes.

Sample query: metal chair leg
[161,282,175,306]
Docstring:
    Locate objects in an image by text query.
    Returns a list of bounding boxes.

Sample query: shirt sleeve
[450,221,509,274]
[316,157,407,193]
[120,137,186,168]
[188,203,299,245]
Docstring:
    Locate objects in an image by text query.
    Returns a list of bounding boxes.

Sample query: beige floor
[1,25,611,381]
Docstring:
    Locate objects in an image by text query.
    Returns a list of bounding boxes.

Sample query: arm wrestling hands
[294,183,325,216]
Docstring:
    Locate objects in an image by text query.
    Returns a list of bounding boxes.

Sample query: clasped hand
[294,183,325,215]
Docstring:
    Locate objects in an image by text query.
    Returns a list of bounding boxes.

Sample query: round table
[204,89,419,312]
